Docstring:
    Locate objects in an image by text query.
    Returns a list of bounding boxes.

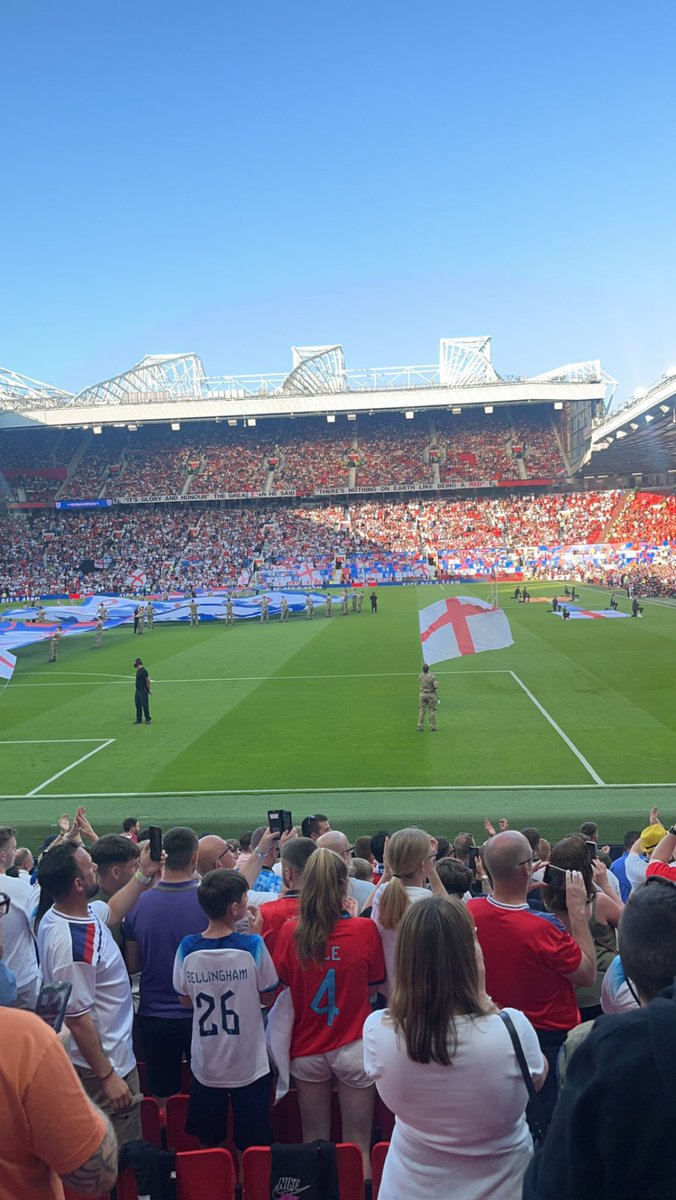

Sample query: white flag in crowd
[419,595,513,664]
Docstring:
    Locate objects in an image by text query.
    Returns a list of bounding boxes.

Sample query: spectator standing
[260,836,317,955]
[122,817,140,842]
[364,897,546,1200]
[273,849,385,1178]
[0,1008,118,1199]
[371,827,445,995]
[468,831,595,1132]
[610,830,641,901]
[37,840,163,1147]
[316,830,375,912]
[625,819,667,890]
[173,870,278,1150]
[197,835,238,876]
[0,893,18,1006]
[301,814,331,841]
[0,826,40,1009]
[90,835,140,949]
[523,878,676,1200]
[124,827,204,1104]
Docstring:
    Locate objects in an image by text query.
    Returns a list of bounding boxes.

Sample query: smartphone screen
[267,809,282,833]
[36,981,72,1033]
[543,864,567,888]
[148,826,163,861]
[585,841,598,861]
[468,846,480,870]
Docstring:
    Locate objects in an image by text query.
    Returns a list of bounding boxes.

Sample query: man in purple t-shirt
[124,827,205,1102]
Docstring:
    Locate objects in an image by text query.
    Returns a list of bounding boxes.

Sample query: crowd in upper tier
[0,408,568,502]
[0,489,674,598]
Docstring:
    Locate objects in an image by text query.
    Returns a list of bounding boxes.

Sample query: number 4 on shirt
[310,968,339,1026]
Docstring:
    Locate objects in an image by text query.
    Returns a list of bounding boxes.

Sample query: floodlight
[227,418,237,426]
[326,414,335,423]
[615,430,627,438]
[128,424,137,431]
[246,418,257,427]
[484,405,493,414]
[659,404,671,413]
[404,410,414,419]
[630,422,639,430]
[451,407,462,414]
[645,414,654,423]
[171,421,181,431]
[554,402,563,410]
[347,413,356,421]
[93,425,102,435]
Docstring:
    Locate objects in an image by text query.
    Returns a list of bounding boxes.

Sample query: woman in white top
[370,827,445,996]
[363,896,547,1200]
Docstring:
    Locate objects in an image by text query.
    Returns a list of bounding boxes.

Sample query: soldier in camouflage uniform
[225,596,234,624]
[305,595,314,621]
[260,595,270,623]
[280,596,289,622]
[417,663,439,731]
[189,599,199,627]
[48,628,62,663]
[325,594,332,617]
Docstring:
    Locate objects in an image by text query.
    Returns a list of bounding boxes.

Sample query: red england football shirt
[467,896,582,1031]
[274,915,386,1057]
[260,895,301,957]
[646,860,676,883]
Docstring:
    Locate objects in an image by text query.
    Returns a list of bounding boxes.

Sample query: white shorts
[291,1040,372,1088]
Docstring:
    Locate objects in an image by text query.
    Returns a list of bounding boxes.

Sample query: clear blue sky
[2,0,676,402]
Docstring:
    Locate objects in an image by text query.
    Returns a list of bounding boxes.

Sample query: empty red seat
[175,1149,236,1200]
[371,1141,390,1200]
[140,1095,162,1147]
[165,1094,201,1152]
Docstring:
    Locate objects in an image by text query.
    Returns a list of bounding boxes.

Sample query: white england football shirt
[37,901,135,1077]
[173,931,278,1088]
[0,873,39,988]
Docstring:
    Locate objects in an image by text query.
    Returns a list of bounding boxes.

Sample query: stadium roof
[585,372,676,477]
[0,338,614,430]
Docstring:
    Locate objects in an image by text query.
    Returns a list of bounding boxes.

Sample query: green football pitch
[1,582,675,849]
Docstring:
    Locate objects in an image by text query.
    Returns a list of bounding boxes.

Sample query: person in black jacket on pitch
[133,658,152,725]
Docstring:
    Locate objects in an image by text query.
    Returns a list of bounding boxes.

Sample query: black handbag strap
[499,1010,539,1104]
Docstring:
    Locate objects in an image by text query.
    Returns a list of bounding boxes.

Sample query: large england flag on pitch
[0,650,17,681]
[419,595,513,664]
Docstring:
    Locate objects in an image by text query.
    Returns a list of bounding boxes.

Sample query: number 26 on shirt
[196,990,240,1037]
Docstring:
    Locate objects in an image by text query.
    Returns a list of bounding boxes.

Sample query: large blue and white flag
[0,650,17,681]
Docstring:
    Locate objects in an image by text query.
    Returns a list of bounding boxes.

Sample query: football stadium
[1,337,675,845]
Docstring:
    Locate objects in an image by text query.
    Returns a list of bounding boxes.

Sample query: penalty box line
[0,738,117,798]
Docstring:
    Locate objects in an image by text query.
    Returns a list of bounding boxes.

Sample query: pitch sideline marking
[24,739,116,798]
[11,668,513,687]
[509,671,604,786]
[1,782,675,800]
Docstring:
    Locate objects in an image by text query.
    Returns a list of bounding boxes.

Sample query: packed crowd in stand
[0,406,569,502]
[1,488,675,597]
[353,417,432,489]
[271,423,350,495]
[2,804,676,1199]
[610,490,676,543]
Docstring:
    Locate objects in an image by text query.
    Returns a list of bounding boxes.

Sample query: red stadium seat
[140,1095,163,1147]
[165,1094,201,1151]
[242,1143,364,1200]
[175,1149,236,1200]
[371,1141,390,1200]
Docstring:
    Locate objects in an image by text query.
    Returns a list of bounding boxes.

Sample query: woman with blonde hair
[273,848,385,1177]
[371,827,446,993]
[364,897,547,1199]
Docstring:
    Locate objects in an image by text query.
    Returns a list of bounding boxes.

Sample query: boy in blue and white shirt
[173,869,278,1149]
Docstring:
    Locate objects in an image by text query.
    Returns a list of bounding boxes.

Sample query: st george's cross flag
[0,650,17,681]
[419,595,513,664]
